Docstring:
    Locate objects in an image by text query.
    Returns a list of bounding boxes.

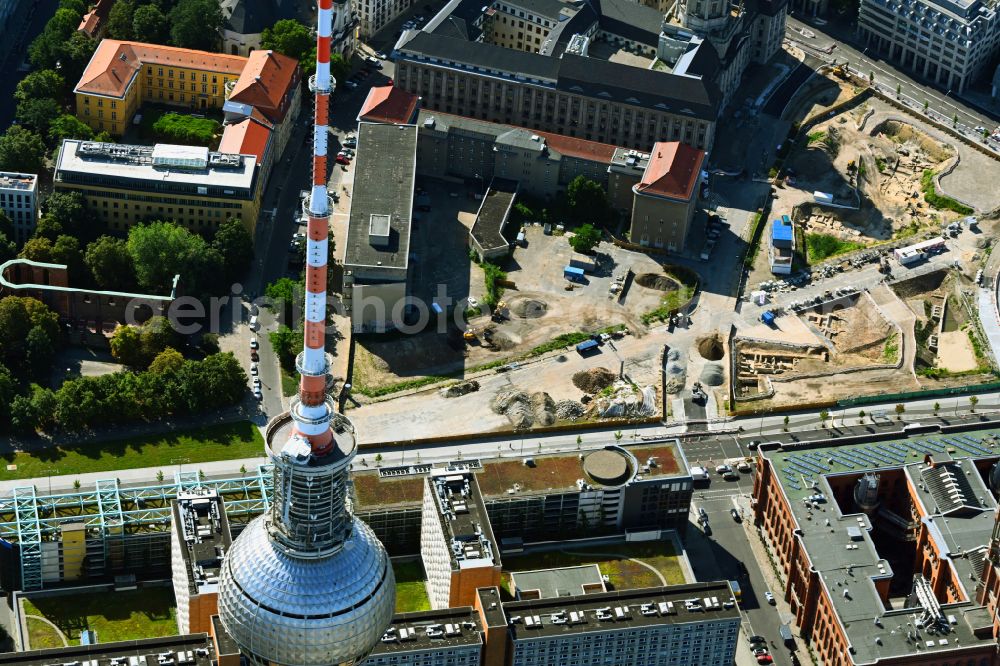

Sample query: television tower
[216,1,395,663]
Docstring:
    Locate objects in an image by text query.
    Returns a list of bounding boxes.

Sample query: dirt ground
[936,331,978,372]
[353,225,670,394]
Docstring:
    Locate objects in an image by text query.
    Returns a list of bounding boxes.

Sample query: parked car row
[249,336,261,400]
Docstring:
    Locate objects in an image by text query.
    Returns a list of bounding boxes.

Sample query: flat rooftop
[760,427,1000,664]
[470,178,517,252]
[0,172,38,190]
[609,147,651,176]
[173,489,231,596]
[373,606,483,654]
[343,122,417,272]
[511,564,606,599]
[55,140,257,196]
[352,442,687,509]
[0,634,215,666]
[504,582,739,639]
[429,468,501,570]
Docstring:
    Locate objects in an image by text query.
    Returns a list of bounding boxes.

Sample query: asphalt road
[785,13,998,133]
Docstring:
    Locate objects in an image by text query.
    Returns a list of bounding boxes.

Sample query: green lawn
[0,421,263,481]
[25,616,65,649]
[22,587,177,646]
[805,233,865,263]
[280,366,299,397]
[502,541,686,591]
[393,560,431,613]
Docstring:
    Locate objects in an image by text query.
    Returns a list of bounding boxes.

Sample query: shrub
[920,170,973,215]
[150,112,220,145]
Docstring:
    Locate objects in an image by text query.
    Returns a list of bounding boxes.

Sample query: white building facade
[0,172,38,244]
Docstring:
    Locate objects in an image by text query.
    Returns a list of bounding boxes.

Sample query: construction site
[733,290,906,402]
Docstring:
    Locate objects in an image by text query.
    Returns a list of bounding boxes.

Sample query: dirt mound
[554,400,585,420]
[698,336,725,361]
[440,380,479,398]
[700,363,724,386]
[490,331,519,350]
[509,298,548,318]
[572,367,617,393]
[491,388,557,429]
[636,273,680,292]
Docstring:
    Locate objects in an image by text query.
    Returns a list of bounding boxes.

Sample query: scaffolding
[0,466,274,591]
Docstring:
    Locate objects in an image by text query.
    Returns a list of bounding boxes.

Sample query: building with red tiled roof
[218,116,273,168]
[628,141,705,251]
[224,50,302,164]
[77,0,116,38]
[357,85,420,125]
[72,40,300,141]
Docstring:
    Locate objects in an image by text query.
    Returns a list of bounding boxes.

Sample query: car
[748,635,766,646]
[723,471,740,481]
[715,464,730,474]
[730,508,742,522]
[253,388,263,400]
[375,51,388,59]
[250,337,259,350]
[344,81,357,90]
[343,137,357,148]
[335,154,350,165]
[753,648,769,656]
[342,148,355,157]
[748,440,761,450]
[250,351,259,362]
[366,55,379,64]
[249,315,259,330]
[756,655,773,665]
[765,591,775,605]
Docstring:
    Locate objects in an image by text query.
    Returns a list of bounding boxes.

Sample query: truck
[690,466,709,481]
[569,253,596,273]
[575,339,600,355]
[813,191,834,205]
[564,265,586,282]
[780,623,795,647]
[761,310,776,326]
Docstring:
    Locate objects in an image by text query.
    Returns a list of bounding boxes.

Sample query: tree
[858,409,866,424]
[923,100,929,113]
[149,347,184,374]
[933,401,940,415]
[576,434,582,450]
[35,217,65,241]
[110,325,146,367]
[104,0,136,40]
[51,235,87,283]
[329,53,348,86]
[970,395,979,413]
[19,237,54,262]
[614,431,623,442]
[261,19,312,63]
[132,3,169,43]
[127,221,216,293]
[28,7,83,70]
[895,83,901,98]
[0,364,17,429]
[59,0,87,15]
[269,325,302,370]
[16,98,62,135]
[0,126,47,174]
[265,277,301,325]
[0,233,15,264]
[85,236,136,290]
[566,175,609,222]
[783,415,790,431]
[894,403,905,420]
[9,394,39,434]
[169,0,223,50]
[212,218,253,283]
[58,32,99,86]
[49,114,94,145]
[26,326,55,382]
[568,223,601,253]
[14,70,65,106]
[43,191,90,239]
[0,210,12,240]
[200,332,220,354]
[819,410,829,428]
[140,316,179,359]
[868,71,874,84]
[30,385,58,431]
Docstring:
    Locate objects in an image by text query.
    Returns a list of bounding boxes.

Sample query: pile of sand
[554,400,585,420]
[572,367,617,393]
[491,388,558,429]
[440,380,479,398]
[509,298,548,318]
[700,363,724,386]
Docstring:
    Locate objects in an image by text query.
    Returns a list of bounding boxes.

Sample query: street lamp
[170,457,191,479]
[41,468,59,496]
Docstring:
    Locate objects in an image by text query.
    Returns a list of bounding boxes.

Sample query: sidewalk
[735,494,817,666]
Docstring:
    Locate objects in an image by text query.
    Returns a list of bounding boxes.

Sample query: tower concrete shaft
[293,0,336,456]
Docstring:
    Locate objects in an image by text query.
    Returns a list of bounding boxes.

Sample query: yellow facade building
[74,40,249,135]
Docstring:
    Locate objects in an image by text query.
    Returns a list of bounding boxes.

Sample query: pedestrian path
[978,285,1000,365]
